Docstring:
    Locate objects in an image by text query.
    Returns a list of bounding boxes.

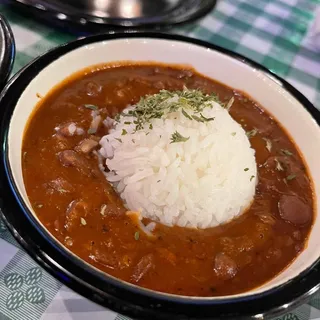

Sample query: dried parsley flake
[286,174,296,181]
[84,104,98,110]
[275,158,284,171]
[170,131,190,144]
[87,128,97,135]
[225,96,234,111]
[246,128,258,138]
[263,138,272,152]
[114,88,222,132]
[281,149,293,156]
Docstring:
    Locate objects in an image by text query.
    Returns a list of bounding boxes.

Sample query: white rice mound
[99,99,257,229]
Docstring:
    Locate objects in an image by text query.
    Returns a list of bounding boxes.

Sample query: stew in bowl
[1,33,320,319]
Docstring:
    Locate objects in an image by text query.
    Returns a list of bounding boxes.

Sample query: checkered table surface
[0,0,319,319]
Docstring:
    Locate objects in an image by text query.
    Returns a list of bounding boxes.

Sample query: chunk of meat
[278,156,304,173]
[59,150,81,167]
[58,150,99,177]
[55,123,77,137]
[264,156,310,192]
[131,254,155,283]
[89,249,118,270]
[76,139,99,154]
[53,133,73,151]
[278,195,312,225]
[90,248,134,270]
[100,203,124,218]
[65,200,89,231]
[89,112,102,134]
[257,176,283,194]
[214,253,237,280]
[47,177,74,194]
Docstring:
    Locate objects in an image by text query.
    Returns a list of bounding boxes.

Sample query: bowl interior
[7,37,320,299]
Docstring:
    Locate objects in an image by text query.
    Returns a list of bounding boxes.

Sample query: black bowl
[0,32,320,320]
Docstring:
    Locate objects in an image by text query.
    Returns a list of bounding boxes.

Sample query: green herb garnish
[122,129,127,135]
[281,149,293,156]
[191,113,215,122]
[244,168,249,171]
[246,128,258,138]
[149,123,153,130]
[84,104,98,110]
[170,131,190,144]
[200,113,215,122]
[225,96,234,111]
[231,132,236,136]
[250,175,255,182]
[114,114,121,122]
[182,108,192,120]
[124,121,131,125]
[116,88,221,132]
[263,138,272,152]
[134,231,140,240]
[115,138,122,143]
[286,174,296,181]
[192,115,204,122]
[275,158,284,171]
[87,128,97,135]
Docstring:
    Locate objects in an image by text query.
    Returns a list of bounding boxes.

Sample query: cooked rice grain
[99,101,257,228]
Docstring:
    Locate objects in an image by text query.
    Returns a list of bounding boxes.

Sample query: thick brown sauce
[22,64,314,297]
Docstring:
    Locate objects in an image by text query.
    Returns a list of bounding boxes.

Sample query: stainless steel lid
[0,14,15,91]
[11,0,217,28]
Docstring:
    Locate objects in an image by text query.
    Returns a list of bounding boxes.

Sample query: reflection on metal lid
[10,0,217,29]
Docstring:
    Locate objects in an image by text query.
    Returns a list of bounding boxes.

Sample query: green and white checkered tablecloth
[0,0,319,319]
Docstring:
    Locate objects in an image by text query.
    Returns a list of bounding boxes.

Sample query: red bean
[278,195,312,225]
